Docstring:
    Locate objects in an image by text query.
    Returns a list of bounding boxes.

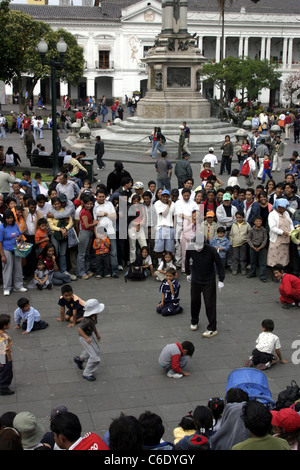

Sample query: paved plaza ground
[0,105,300,444]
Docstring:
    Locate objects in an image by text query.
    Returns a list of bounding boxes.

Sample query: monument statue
[137,0,210,119]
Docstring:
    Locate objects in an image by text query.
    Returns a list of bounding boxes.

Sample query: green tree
[2,10,84,112]
[201,57,281,107]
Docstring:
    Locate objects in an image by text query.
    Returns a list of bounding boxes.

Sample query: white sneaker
[3,290,10,296]
[167,371,183,379]
[202,329,218,338]
[64,271,77,281]
[13,287,27,292]
[190,324,198,331]
[118,265,123,271]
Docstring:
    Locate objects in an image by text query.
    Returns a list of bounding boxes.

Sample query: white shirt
[154,200,175,229]
[37,201,52,218]
[93,200,116,235]
[255,331,281,354]
[202,153,218,168]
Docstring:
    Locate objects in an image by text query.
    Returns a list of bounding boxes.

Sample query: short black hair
[261,319,274,332]
[217,227,225,234]
[138,411,164,446]
[0,314,11,330]
[181,341,195,357]
[17,298,30,309]
[226,387,249,404]
[50,412,81,443]
[109,414,144,451]
[241,400,272,437]
[61,284,73,295]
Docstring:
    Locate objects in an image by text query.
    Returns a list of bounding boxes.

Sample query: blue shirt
[0,223,21,251]
[211,235,230,258]
[14,306,41,333]
[159,279,180,302]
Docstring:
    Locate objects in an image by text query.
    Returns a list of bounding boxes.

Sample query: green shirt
[232,434,291,451]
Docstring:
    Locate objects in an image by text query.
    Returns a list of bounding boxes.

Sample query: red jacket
[71,432,108,450]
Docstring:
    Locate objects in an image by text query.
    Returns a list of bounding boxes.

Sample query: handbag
[68,227,79,248]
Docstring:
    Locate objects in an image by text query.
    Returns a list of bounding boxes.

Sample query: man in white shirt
[202,147,218,169]
[154,189,175,263]
[93,189,119,277]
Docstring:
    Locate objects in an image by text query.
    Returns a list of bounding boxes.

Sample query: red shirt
[71,432,109,450]
[80,208,93,231]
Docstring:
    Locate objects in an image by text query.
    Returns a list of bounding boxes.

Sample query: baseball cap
[222,193,232,201]
[161,190,170,196]
[206,211,215,217]
[19,180,31,188]
[58,193,68,203]
[133,182,144,190]
[271,408,300,432]
[209,147,214,152]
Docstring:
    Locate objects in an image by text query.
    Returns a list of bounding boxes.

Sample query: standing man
[175,152,193,189]
[182,122,191,156]
[0,114,7,140]
[95,135,105,170]
[177,125,186,159]
[155,151,172,191]
[24,128,35,158]
[255,139,269,180]
[185,238,225,338]
[202,147,218,170]
[284,112,292,140]
[272,135,285,172]
[220,135,233,176]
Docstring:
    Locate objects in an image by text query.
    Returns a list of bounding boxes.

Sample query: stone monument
[137,0,210,119]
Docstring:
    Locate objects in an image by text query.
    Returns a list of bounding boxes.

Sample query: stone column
[288,37,294,68]
[260,37,265,60]
[238,36,244,57]
[282,37,288,66]
[265,37,271,61]
[244,37,249,57]
[162,0,173,33]
[179,0,188,34]
[215,36,221,63]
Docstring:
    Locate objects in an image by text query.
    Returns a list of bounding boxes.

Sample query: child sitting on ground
[156,267,182,316]
[57,284,85,327]
[173,412,196,445]
[13,298,48,335]
[158,340,195,379]
[246,318,288,370]
[154,251,176,282]
[32,259,52,290]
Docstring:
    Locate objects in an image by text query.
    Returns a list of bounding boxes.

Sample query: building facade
[5,0,300,107]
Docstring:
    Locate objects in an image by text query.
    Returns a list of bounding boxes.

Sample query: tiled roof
[10,0,300,21]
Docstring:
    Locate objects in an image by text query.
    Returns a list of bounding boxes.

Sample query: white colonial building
[5,0,300,107]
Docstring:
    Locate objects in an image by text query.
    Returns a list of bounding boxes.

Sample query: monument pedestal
[137,1,210,120]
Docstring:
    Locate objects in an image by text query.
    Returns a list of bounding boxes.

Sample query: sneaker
[282,303,297,309]
[167,371,183,379]
[83,375,96,381]
[87,272,94,278]
[74,356,83,370]
[202,329,218,338]
[13,287,27,292]
[105,274,111,278]
[190,324,198,331]
[241,270,247,275]
[231,271,237,275]
[64,271,77,281]
[118,265,124,271]
[245,358,254,367]
[81,274,89,280]
[3,290,10,296]
[96,275,102,279]
[112,274,119,278]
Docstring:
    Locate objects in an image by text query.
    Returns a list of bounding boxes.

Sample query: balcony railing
[95,60,114,70]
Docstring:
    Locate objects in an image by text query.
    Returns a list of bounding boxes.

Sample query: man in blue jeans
[155,151,172,192]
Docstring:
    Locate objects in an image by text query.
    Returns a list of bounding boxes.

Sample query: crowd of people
[1,104,300,449]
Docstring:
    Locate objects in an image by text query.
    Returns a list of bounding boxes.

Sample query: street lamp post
[37,38,67,176]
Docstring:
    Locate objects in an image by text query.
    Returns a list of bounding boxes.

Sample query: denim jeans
[76,230,93,276]
[109,237,119,276]
[51,235,67,273]
[249,247,267,280]
[157,178,171,192]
